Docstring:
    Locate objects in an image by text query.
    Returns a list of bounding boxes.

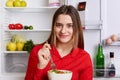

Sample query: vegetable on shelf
[23,40,34,53]
[8,24,15,29]
[8,23,34,30]
[24,25,33,30]
[8,23,23,30]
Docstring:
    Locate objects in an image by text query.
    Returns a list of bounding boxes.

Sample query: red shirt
[25,44,93,80]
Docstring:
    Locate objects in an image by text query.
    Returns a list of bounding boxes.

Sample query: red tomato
[8,24,15,29]
[15,23,23,29]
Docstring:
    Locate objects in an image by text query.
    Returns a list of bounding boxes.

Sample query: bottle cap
[110,52,114,58]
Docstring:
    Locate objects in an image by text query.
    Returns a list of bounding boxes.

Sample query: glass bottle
[95,43,105,77]
[107,52,115,77]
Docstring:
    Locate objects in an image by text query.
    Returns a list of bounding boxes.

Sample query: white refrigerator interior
[0,0,120,80]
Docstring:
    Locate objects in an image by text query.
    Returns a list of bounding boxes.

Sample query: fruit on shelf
[5,0,14,7]
[24,25,34,30]
[29,25,33,30]
[6,0,27,7]
[24,25,29,30]
[6,42,17,51]
[15,23,23,29]
[6,34,26,51]
[16,42,25,51]
[13,0,21,7]
[8,23,34,30]
[20,0,27,7]
[8,24,15,29]
[11,34,26,43]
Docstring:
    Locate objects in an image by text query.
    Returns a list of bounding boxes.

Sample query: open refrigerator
[1,0,120,80]
[1,0,102,80]
[1,0,56,80]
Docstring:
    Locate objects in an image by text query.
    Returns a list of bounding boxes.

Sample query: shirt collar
[70,48,79,57]
[51,45,79,58]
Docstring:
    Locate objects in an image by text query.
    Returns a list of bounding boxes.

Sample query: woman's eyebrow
[56,22,73,24]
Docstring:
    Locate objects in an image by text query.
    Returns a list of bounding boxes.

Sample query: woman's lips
[59,35,69,38]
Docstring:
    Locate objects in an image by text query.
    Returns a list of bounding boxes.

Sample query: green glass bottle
[95,43,105,77]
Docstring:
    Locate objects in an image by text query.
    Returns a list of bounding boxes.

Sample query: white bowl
[48,69,72,80]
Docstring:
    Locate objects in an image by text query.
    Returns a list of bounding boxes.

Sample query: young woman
[25,5,93,80]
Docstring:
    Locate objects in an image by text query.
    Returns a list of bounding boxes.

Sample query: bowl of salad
[48,69,72,80]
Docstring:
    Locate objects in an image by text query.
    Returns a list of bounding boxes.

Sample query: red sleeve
[24,45,50,80]
[79,53,93,80]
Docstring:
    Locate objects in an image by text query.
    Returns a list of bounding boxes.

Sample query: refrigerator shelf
[4,7,59,13]
[82,26,102,30]
[4,29,51,32]
[2,73,25,77]
[102,40,120,46]
[4,51,28,54]
[4,26,102,32]
[94,69,117,78]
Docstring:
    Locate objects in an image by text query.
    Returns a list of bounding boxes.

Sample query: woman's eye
[67,24,73,28]
[55,24,62,28]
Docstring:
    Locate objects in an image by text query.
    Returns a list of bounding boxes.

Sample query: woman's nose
[61,26,66,33]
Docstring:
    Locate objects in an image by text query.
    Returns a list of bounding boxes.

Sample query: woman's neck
[56,41,73,57]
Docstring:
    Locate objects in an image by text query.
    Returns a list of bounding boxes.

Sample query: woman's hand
[37,42,51,69]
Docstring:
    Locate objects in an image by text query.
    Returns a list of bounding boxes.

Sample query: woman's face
[54,14,73,44]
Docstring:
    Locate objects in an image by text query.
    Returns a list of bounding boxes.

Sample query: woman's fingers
[38,42,51,60]
[37,42,52,69]
[43,42,51,50]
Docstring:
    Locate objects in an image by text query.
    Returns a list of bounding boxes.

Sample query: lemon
[6,0,14,7]
[6,42,17,51]
[16,42,24,51]
[13,0,21,7]
[20,0,27,7]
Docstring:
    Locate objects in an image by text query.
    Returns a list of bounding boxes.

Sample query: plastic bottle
[95,43,105,77]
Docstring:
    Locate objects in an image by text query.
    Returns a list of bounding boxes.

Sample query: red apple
[15,23,23,29]
[8,24,15,29]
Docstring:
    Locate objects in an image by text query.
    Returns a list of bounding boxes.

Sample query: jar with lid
[49,0,60,7]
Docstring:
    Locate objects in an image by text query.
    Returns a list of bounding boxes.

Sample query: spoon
[46,41,56,70]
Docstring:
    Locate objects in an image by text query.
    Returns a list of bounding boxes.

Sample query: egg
[111,34,118,41]
[106,38,112,45]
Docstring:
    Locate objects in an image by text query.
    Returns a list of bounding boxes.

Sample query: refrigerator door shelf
[7,63,26,72]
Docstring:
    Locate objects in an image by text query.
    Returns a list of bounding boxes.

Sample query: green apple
[20,0,27,7]
[13,0,21,7]
[5,0,14,7]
